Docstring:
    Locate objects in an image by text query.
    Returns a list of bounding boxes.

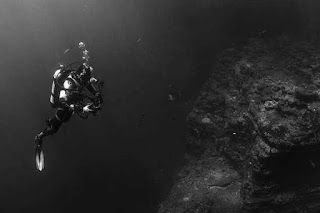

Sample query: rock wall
[157,35,320,212]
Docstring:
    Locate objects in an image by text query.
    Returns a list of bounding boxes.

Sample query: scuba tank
[50,42,90,108]
[50,66,73,108]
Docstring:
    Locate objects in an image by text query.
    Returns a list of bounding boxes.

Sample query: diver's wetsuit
[43,103,74,136]
[35,64,102,146]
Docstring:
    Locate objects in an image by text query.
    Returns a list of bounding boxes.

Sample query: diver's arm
[70,104,89,113]
[59,95,94,114]
[86,78,103,104]
[86,81,98,95]
[58,101,78,112]
[61,102,92,114]
[58,90,82,112]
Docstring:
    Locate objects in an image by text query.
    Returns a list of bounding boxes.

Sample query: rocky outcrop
[157,36,320,213]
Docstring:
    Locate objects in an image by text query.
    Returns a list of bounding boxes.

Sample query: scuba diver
[34,42,104,171]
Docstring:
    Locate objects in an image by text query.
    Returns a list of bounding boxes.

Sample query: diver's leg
[35,117,62,147]
[35,108,67,146]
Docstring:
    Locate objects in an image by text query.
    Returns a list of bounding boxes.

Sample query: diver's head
[74,64,93,85]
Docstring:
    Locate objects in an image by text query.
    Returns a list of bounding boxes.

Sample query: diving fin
[35,144,45,171]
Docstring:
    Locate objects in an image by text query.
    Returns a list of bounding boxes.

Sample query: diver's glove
[83,104,94,113]
[83,103,101,116]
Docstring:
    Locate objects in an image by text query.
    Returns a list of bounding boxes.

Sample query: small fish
[63,48,71,55]
[309,160,316,168]
[64,44,74,55]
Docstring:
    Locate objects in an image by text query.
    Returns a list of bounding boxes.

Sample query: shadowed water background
[0,0,302,212]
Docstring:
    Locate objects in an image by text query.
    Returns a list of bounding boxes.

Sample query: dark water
[0,0,303,212]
